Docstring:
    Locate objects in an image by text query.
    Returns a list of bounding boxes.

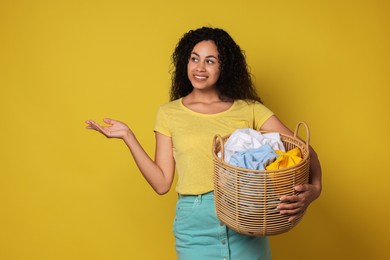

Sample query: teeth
[195,75,207,79]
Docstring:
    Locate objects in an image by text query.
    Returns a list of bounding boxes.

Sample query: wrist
[311,183,322,200]
[123,129,134,140]
[122,130,137,146]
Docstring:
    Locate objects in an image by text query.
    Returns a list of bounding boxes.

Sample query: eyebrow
[191,51,218,59]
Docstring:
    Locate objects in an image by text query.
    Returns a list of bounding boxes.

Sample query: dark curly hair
[170,27,261,103]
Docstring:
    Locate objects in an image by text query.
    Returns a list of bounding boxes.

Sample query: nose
[196,61,206,71]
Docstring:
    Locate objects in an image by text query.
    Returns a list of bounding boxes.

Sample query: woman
[86,27,322,260]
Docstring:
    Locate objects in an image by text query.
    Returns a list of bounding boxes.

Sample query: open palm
[85,118,131,139]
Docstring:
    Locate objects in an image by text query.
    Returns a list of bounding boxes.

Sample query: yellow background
[1,0,389,259]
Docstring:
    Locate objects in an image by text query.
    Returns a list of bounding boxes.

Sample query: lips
[194,75,208,80]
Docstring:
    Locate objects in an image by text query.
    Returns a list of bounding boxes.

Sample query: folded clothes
[229,144,279,170]
[222,128,285,163]
[266,147,302,170]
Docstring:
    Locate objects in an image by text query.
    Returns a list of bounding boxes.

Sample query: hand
[277,183,321,222]
[85,118,132,139]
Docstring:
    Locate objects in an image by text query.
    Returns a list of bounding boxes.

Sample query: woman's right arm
[85,118,175,195]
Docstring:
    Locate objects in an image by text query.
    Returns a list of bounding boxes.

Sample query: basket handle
[212,134,224,159]
[293,121,310,149]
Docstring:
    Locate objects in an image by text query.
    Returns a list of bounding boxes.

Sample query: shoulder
[234,99,269,110]
[156,99,185,121]
[234,99,274,122]
[158,99,181,109]
[158,99,181,108]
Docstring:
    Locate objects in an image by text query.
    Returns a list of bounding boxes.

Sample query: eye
[206,59,215,64]
[190,56,199,62]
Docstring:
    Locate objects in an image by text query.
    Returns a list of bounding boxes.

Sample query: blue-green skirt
[173,192,271,260]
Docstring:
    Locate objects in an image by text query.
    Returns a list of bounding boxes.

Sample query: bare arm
[261,115,322,221]
[85,118,175,195]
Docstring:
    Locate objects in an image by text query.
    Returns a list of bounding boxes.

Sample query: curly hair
[170,27,261,103]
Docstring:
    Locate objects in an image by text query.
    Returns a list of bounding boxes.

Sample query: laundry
[221,128,285,163]
[224,144,280,214]
[217,129,304,220]
[229,144,279,170]
[266,147,302,170]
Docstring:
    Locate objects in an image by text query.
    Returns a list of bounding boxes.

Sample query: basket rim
[212,131,310,174]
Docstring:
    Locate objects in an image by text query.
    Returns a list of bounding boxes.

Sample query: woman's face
[187,40,221,92]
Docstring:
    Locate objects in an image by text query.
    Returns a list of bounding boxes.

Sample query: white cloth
[217,128,284,215]
[221,128,285,163]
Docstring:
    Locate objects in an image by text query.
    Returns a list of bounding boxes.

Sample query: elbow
[154,185,171,195]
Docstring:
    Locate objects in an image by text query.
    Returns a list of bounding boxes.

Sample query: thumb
[103,118,115,124]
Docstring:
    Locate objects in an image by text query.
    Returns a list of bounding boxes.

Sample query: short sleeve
[253,102,274,130]
[154,106,172,137]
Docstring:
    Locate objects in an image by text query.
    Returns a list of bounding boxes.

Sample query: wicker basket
[212,122,310,236]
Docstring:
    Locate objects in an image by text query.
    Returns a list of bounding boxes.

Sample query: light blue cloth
[229,144,279,170]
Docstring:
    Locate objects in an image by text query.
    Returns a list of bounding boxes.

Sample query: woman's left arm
[261,115,322,222]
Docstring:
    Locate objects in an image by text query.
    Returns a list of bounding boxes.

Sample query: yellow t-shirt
[154,98,274,195]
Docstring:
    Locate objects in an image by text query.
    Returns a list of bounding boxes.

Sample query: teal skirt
[173,192,271,260]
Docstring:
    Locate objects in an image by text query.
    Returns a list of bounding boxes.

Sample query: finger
[85,120,95,126]
[287,211,305,222]
[279,207,301,216]
[85,120,98,130]
[86,121,108,134]
[277,201,300,210]
[86,120,99,128]
[86,120,100,129]
[289,209,306,222]
[278,204,305,217]
[280,195,299,203]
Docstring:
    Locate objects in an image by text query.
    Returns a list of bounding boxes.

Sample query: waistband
[178,191,214,201]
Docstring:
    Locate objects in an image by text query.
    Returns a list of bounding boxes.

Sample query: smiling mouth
[194,75,207,79]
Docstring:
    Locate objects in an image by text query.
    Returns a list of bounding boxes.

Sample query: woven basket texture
[212,122,310,236]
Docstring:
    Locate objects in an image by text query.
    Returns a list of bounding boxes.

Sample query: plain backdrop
[0,0,389,259]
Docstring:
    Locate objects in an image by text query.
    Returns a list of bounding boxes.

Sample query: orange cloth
[266,147,302,170]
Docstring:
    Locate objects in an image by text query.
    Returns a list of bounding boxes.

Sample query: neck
[181,90,234,114]
[186,89,221,103]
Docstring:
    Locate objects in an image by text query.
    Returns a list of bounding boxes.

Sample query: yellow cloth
[154,98,274,195]
[266,147,302,170]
